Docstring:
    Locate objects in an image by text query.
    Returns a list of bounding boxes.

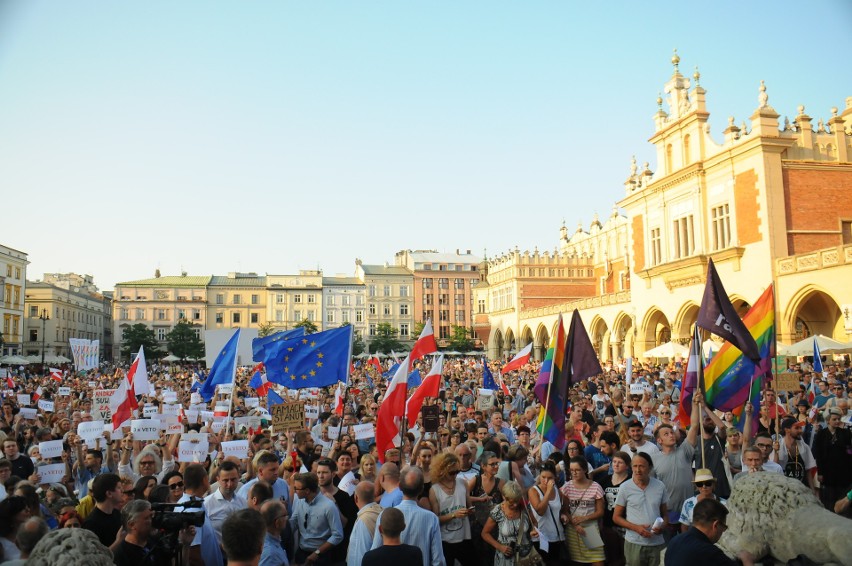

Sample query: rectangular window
[326,295,335,306]
[712,204,732,250]
[424,309,434,321]
[383,304,391,316]
[423,264,432,270]
[193,309,201,321]
[120,309,129,320]
[454,294,465,305]
[216,294,224,305]
[439,294,449,305]
[439,325,450,339]
[454,278,464,289]
[423,294,434,305]
[342,295,350,306]
[368,285,376,297]
[156,328,167,341]
[356,295,364,306]
[177,309,186,320]
[293,294,302,303]
[307,294,316,304]
[842,220,852,245]
[355,310,363,322]
[369,304,376,315]
[232,313,241,324]
[478,299,485,314]
[400,304,409,316]
[399,323,409,337]
[5,265,10,277]
[672,214,695,259]
[342,311,350,323]
[438,278,449,289]
[250,313,258,323]
[276,294,284,304]
[194,328,201,339]
[650,228,662,266]
[455,310,466,322]
[399,285,408,297]
[307,310,315,322]
[327,311,335,323]
[439,310,449,321]
[275,310,284,322]
[29,306,38,317]
[233,294,241,305]
[216,312,224,324]
[383,285,391,297]
[293,310,302,321]
[14,267,20,279]
[369,323,377,336]
[422,278,433,289]
[251,294,259,305]
[156,309,167,321]
[136,309,145,320]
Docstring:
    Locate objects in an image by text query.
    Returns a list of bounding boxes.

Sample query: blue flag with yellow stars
[199,329,240,401]
[252,327,306,362]
[265,325,352,389]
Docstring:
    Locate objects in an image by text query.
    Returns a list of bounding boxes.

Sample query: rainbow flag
[703,284,775,429]
[534,314,567,448]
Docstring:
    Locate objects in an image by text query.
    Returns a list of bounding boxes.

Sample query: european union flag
[267,389,286,406]
[199,330,240,401]
[383,363,400,378]
[482,358,499,391]
[252,328,306,362]
[407,369,422,388]
[265,326,352,389]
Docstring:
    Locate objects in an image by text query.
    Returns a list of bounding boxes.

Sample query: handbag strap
[536,485,563,541]
[515,511,526,547]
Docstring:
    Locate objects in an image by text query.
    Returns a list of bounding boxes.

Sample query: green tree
[257,322,276,338]
[166,320,205,361]
[369,322,405,354]
[341,323,366,356]
[121,324,162,359]
[412,321,426,339]
[447,325,474,352]
[294,319,319,334]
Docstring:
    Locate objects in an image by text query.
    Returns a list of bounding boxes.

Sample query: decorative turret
[750,80,779,137]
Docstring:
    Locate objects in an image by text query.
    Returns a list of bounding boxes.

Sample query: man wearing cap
[777,417,818,494]
[812,407,852,510]
[678,469,727,532]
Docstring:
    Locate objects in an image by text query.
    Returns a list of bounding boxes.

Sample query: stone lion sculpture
[27,527,113,566]
[718,472,852,566]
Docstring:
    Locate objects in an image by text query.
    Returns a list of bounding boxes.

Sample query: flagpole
[697,324,707,470]
[335,325,356,442]
[224,330,240,438]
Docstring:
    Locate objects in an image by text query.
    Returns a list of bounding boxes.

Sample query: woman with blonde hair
[429,452,477,565]
[356,454,377,483]
[481,481,536,566]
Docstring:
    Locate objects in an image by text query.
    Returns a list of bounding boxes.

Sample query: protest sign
[185,410,200,423]
[190,393,202,405]
[200,411,214,422]
[38,463,66,485]
[271,401,305,432]
[78,421,104,443]
[221,440,249,460]
[88,381,97,388]
[38,440,64,460]
[19,408,37,420]
[167,421,184,435]
[16,394,30,406]
[328,425,347,440]
[58,387,72,396]
[143,406,159,418]
[130,419,160,441]
[305,404,320,419]
[248,416,262,430]
[38,399,54,413]
[163,391,177,403]
[162,404,181,416]
[178,440,209,463]
[630,383,646,395]
[182,432,208,443]
[233,417,249,429]
[476,390,493,412]
[353,423,375,440]
[108,423,124,440]
[210,421,226,433]
[216,384,233,395]
[244,397,259,408]
[421,404,440,433]
[93,389,115,422]
[775,372,801,392]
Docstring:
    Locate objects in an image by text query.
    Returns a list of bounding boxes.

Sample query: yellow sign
[774,372,801,392]
[271,401,305,432]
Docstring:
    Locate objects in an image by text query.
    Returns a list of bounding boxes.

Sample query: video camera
[151,500,206,532]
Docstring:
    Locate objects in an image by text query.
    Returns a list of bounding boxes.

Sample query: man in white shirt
[204,460,248,545]
[621,420,660,457]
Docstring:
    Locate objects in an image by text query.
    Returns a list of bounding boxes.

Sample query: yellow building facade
[0,244,28,357]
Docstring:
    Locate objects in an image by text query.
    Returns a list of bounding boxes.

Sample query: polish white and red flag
[49,368,63,382]
[127,346,151,396]
[110,372,138,432]
[501,343,533,373]
[496,371,511,396]
[333,382,345,416]
[33,386,43,402]
[368,356,383,373]
[409,319,438,364]
[214,404,230,418]
[406,354,444,424]
[5,376,14,389]
[375,353,411,462]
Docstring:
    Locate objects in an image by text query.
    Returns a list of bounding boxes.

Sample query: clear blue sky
[2,1,850,290]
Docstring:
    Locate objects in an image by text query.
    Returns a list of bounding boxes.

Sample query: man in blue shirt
[289,472,344,565]
[371,466,445,566]
[665,499,755,565]
[238,451,291,511]
[259,499,290,566]
[487,411,515,444]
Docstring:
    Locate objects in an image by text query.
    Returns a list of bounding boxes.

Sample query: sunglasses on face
[169,482,184,490]
[695,481,714,488]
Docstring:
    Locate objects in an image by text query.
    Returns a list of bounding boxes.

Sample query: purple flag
[560,310,603,386]
[696,259,760,361]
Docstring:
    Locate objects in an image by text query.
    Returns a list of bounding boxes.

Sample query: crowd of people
[0,352,850,566]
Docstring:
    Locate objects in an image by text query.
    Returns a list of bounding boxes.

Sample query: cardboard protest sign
[248,416,262,430]
[38,463,66,485]
[353,423,375,440]
[775,372,801,392]
[178,440,209,463]
[38,440,64,460]
[271,401,305,432]
[130,419,160,441]
[38,399,54,413]
[58,387,72,396]
[16,394,30,406]
[221,440,249,459]
[476,390,493,412]
[182,432,208,443]
[93,389,115,422]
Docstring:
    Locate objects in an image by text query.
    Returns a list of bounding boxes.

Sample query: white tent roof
[642,341,688,359]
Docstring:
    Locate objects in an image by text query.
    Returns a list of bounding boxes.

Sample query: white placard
[178,440,209,462]
[130,419,160,441]
[88,381,97,388]
[305,405,320,419]
[221,440,249,460]
[16,394,30,406]
[163,391,177,403]
[39,440,64,460]
[248,416,261,430]
[233,417,250,429]
[93,389,115,422]
[162,404,181,416]
[78,421,104,443]
[38,463,66,485]
[190,393,202,405]
[327,426,347,440]
[182,432,209,443]
[244,397,259,408]
[167,422,184,435]
[143,406,159,418]
[629,383,646,395]
[38,399,54,413]
[210,421,226,433]
[185,410,200,423]
[19,407,37,420]
[58,387,72,396]
[216,384,233,395]
[200,411,214,422]
[108,423,124,440]
[353,423,375,440]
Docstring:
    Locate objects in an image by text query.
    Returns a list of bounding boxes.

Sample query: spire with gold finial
[693,66,700,86]
[671,48,680,74]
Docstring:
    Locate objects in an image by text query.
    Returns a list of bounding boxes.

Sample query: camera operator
[179,463,224,566]
[113,499,195,566]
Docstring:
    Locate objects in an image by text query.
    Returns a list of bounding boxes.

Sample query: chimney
[155,269,161,278]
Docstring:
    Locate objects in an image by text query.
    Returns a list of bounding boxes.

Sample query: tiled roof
[116,276,213,287]
[322,277,363,286]
[209,276,267,287]
[359,265,413,276]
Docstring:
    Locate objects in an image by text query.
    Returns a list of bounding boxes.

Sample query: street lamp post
[38,308,50,369]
